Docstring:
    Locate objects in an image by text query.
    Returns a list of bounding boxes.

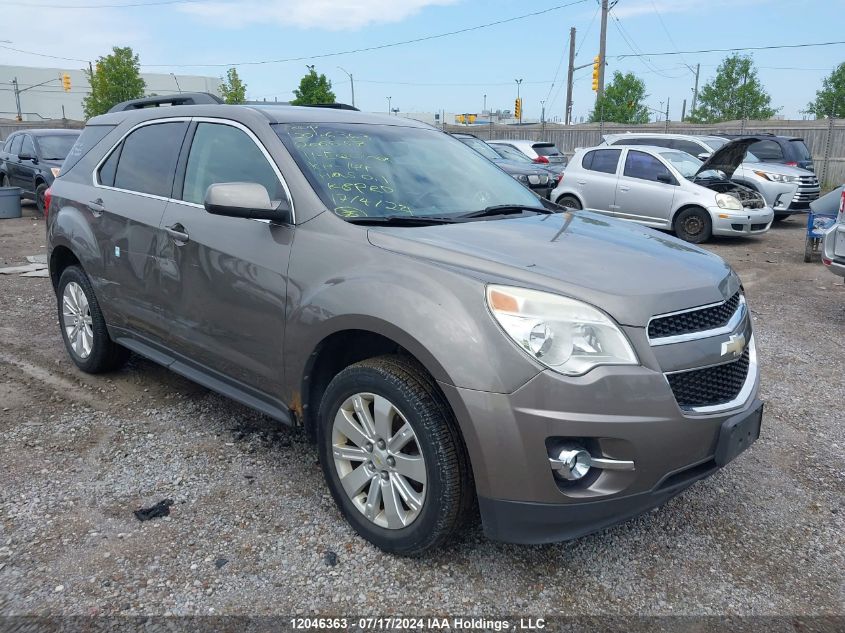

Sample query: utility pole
[338,67,355,108]
[515,78,523,125]
[565,27,576,125]
[11,77,22,121]
[597,0,609,98]
[681,98,687,122]
[691,63,700,116]
[664,97,670,132]
[483,93,487,113]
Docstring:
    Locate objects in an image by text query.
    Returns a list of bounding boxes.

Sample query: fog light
[551,445,591,481]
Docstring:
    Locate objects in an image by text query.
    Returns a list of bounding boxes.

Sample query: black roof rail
[107,92,224,113]
[298,103,359,111]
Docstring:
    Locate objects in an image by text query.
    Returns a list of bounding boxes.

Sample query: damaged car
[550,138,773,243]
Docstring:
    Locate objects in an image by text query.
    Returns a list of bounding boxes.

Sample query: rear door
[91,119,189,341]
[614,149,676,227]
[157,119,293,397]
[577,148,621,212]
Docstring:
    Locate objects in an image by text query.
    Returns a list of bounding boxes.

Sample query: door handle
[619,186,630,192]
[165,223,190,243]
[88,199,105,217]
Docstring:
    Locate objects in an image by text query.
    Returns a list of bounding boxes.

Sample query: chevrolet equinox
[45,94,763,555]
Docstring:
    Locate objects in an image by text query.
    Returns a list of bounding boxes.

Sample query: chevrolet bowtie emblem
[721,333,746,359]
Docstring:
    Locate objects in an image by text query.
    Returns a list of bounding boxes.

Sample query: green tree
[589,71,649,124]
[688,54,777,123]
[219,67,247,104]
[291,67,336,105]
[82,46,146,119]
[806,62,845,118]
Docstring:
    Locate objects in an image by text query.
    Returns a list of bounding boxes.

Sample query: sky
[0,0,843,121]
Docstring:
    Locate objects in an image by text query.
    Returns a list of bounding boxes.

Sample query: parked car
[718,133,814,172]
[451,132,552,198]
[488,139,568,168]
[0,128,81,214]
[815,187,845,278]
[551,139,773,243]
[46,94,762,554]
[489,142,564,185]
[601,133,819,220]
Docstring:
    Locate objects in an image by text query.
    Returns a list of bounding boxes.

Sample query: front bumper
[708,205,773,236]
[439,344,761,544]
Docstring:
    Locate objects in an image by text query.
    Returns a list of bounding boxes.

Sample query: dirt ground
[0,203,843,619]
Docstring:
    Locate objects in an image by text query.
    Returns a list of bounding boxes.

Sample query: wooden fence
[444,118,845,187]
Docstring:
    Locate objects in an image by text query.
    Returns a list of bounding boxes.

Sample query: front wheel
[317,355,473,555]
[674,207,712,243]
[57,266,129,373]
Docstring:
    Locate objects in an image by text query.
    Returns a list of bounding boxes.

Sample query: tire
[673,207,712,243]
[772,214,792,222]
[57,266,129,373]
[35,182,48,216]
[556,194,582,210]
[317,355,473,555]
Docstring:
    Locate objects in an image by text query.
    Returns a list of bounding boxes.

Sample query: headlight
[486,285,638,376]
[753,170,798,184]
[715,193,742,210]
[50,167,61,178]
[514,174,529,183]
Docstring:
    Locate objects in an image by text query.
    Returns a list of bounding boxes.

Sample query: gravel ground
[0,204,843,619]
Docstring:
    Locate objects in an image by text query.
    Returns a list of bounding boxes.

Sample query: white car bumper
[708,206,774,237]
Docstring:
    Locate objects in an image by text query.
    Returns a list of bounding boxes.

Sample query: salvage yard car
[551,140,773,243]
[45,94,762,555]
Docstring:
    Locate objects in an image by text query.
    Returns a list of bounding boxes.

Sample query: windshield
[274,123,541,219]
[492,144,532,163]
[35,134,79,160]
[456,135,501,161]
[658,150,724,180]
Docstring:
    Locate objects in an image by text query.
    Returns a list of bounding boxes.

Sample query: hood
[695,137,761,179]
[367,211,738,327]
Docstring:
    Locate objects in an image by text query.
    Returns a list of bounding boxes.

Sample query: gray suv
[46,94,763,554]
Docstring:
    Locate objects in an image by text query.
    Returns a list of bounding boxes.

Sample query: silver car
[602,133,819,220]
[551,139,773,243]
[818,187,845,278]
[488,139,568,168]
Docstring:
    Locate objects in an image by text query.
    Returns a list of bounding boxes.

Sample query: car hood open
[695,137,761,180]
[367,210,739,327]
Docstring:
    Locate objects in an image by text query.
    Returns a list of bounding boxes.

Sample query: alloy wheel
[62,281,94,359]
[331,392,427,529]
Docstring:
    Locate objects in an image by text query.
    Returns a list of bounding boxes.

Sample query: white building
[1,64,221,121]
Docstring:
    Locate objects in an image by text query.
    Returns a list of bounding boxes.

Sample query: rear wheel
[556,194,582,210]
[57,266,129,373]
[674,207,712,243]
[317,355,473,555]
[35,183,48,215]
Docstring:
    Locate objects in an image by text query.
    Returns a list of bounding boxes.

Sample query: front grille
[648,292,741,340]
[667,347,750,408]
[751,223,767,231]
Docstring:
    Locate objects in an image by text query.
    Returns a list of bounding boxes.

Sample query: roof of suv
[89,103,431,129]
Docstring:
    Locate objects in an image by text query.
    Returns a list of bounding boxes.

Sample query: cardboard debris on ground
[26,255,48,264]
[0,256,49,277]
[0,263,46,275]
[19,269,50,278]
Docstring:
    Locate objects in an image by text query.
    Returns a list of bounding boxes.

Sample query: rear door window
[111,122,188,197]
[181,122,283,205]
[623,150,674,183]
[749,140,784,161]
[789,140,812,161]
[2,137,13,152]
[583,149,621,174]
[20,135,36,158]
[10,135,23,156]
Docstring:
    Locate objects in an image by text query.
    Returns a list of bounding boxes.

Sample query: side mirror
[204,182,292,224]
[18,152,37,163]
[656,173,673,185]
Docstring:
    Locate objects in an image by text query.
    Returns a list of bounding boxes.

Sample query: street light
[515,78,523,124]
[337,66,355,108]
[387,96,392,114]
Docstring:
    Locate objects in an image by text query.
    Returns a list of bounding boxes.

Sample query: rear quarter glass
[61,125,116,174]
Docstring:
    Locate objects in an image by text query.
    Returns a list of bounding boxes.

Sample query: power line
[0,0,200,7]
[137,0,589,67]
[0,44,90,63]
[615,40,845,59]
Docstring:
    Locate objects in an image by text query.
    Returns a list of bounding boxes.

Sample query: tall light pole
[597,0,609,98]
[337,66,355,108]
[515,78,523,124]
[483,93,487,113]
[387,96,392,114]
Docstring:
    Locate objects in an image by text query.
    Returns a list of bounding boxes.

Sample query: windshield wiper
[345,215,460,226]
[457,204,552,219]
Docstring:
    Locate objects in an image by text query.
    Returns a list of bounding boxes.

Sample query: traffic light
[61,73,71,92]
[514,98,522,120]
[591,56,600,92]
